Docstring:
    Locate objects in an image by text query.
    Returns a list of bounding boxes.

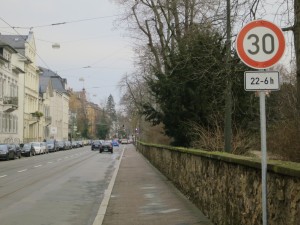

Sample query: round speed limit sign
[236,20,285,69]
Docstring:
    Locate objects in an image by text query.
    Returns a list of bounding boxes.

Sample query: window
[15,116,18,133]
[9,114,12,133]
[3,114,7,132]
[10,83,18,98]
[0,76,3,99]
[0,113,2,133]
[12,115,17,133]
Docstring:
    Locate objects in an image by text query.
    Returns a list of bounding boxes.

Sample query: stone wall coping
[138,141,300,178]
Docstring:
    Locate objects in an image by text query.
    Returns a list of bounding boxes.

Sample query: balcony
[2,96,18,112]
[28,111,43,125]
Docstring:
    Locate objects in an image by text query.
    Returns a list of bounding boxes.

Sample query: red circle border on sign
[236,20,285,69]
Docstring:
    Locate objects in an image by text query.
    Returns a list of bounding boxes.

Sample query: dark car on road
[21,143,36,157]
[0,144,21,160]
[91,140,102,150]
[8,144,21,159]
[46,140,59,152]
[57,141,66,150]
[99,140,113,154]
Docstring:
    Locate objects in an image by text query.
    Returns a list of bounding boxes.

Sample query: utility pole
[224,0,232,152]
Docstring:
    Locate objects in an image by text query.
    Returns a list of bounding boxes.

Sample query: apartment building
[0,40,25,143]
[1,32,72,143]
[0,32,40,143]
[39,67,69,141]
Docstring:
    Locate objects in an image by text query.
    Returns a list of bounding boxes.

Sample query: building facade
[0,32,40,143]
[69,88,101,139]
[0,41,23,143]
[39,67,69,141]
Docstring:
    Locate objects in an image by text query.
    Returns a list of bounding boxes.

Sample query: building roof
[0,40,17,52]
[39,67,68,94]
[0,35,28,56]
[39,76,51,93]
[0,35,28,49]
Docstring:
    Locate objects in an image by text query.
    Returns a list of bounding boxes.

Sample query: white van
[30,142,43,155]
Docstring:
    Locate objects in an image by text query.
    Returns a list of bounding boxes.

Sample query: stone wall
[137,142,300,225]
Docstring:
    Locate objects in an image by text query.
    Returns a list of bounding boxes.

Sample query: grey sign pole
[237,20,285,225]
[259,91,267,225]
[244,70,281,225]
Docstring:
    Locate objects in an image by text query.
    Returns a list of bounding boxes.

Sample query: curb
[92,147,125,225]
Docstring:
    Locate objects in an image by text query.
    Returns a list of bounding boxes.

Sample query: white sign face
[50,127,57,134]
[242,27,279,62]
[244,71,280,91]
[236,20,285,69]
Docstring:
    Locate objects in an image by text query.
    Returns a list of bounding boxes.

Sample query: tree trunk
[295,0,300,115]
[224,0,232,152]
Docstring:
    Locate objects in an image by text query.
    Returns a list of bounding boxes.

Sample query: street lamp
[52,43,60,49]
[79,77,85,89]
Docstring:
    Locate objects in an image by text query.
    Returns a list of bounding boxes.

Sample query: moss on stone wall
[137,141,300,225]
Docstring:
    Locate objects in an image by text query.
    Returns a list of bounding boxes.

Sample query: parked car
[57,141,66,150]
[112,140,119,147]
[77,140,83,147]
[0,144,20,160]
[99,140,113,154]
[91,140,102,150]
[46,140,59,152]
[8,144,22,159]
[71,141,79,148]
[64,141,72,150]
[21,143,35,157]
[121,139,128,144]
[40,142,49,154]
[30,142,43,155]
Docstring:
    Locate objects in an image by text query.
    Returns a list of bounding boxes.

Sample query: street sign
[50,127,57,134]
[244,71,280,91]
[236,20,285,69]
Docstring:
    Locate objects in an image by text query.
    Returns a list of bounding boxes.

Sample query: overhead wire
[0,13,132,83]
[0,17,52,70]
[0,14,125,73]
[1,14,121,30]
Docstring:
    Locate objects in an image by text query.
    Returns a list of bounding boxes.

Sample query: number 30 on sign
[236,20,285,69]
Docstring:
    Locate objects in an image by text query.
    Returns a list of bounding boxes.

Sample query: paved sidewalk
[102,145,213,225]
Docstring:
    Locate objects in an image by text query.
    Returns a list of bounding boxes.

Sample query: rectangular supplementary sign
[244,71,280,91]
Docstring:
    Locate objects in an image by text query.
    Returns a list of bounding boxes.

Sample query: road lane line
[34,165,42,168]
[48,161,53,164]
[18,169,27,173]
[93,148,125,225]
[0,175,8,178]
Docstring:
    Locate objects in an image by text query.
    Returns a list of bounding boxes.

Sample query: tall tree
[114,0,256,146]
[106,94,117,122]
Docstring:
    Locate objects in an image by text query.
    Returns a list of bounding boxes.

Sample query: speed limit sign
[236,20,285,69]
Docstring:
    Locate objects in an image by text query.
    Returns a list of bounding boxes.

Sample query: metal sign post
[259,91,267,225]
[236,20,285,225]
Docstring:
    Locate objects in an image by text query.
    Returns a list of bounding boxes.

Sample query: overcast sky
[0,0,295,108]
[0,0,134,107]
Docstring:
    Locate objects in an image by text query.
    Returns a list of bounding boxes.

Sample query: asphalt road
[0,145,122,225]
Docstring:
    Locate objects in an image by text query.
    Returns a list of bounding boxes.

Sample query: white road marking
[18,169,27,173]
[0,175,7,178]
[160,209,180,214]
[34,165,42,168]
[48,161,53,164]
